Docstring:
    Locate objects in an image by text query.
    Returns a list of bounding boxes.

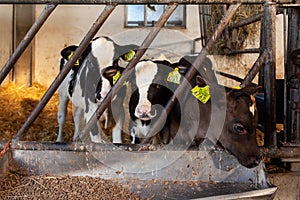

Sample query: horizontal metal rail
[1,141,300,158]
[0,0,295,4]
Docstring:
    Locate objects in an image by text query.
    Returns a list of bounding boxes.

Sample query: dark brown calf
[169,77,261,168]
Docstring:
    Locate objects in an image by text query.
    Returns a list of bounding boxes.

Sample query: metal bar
[231,8,283,29]
[78,3,179,140]
[0,4,57,85]
[0,0,294,4]
[222,48,260,55]
[11,4,117,143]
[261,147,300,158]
[263,2,277,148]
[240,50,266,88]
[283,8,288,143]
[3,141,300,159]
[216,70,245,83]
[142,3,241,144]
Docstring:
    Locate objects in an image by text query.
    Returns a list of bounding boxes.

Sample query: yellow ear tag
[167,68,181,84]
[113,70,121,85]
[68,51,80,66]
[233,85,241,89]
[191,85,211,104]
[124,50,135,62]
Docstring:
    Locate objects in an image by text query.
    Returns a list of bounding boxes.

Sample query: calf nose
[136,105,151,116]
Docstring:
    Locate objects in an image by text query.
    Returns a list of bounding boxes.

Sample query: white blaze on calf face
[134,61,158,120]
[92,37,115,69]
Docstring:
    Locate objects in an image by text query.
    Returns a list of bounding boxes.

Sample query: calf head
[218,86,261,168]
[129,60,174,121]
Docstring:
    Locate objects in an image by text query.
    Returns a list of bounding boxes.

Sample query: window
[125,5,186,28]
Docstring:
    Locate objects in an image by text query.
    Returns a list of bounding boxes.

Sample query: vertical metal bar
[240,51,266,88]
[258,7,265,91]
[78,3,179,140]
[0,4,57,85]
[12,4,117,142]
[141,3,241,143]
[263,2,277,147]
[283,8,288,143]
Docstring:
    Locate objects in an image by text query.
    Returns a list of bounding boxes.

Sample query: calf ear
[102,66,124,85]
[60,45,78,60]
[103,66,119,79]
[231,86,261,99]
[196,75,207,87]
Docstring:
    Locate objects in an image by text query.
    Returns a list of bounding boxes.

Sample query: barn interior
[0,1,300,199]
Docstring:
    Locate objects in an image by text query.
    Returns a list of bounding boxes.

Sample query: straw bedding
[0,82,74,142]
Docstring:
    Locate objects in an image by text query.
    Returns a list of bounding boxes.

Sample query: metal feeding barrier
[1,0,300,199]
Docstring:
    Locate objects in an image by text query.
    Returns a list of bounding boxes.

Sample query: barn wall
[0,5,13,85]
[0,5,284,87]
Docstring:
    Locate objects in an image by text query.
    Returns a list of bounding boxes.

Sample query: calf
[128,60,177,144]
[95,65,127,143]
[168,57,261,168]
[56,36,137,143]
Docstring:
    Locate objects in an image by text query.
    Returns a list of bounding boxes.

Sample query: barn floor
[0,82,299,199]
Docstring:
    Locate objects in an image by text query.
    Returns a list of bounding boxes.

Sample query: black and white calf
[128,60,177,143]
[95,65,127,143]
[56,36,137,143]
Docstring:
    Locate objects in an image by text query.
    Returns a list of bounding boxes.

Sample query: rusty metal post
[11,4,117,142]
[240,51,266,88]
[78,3,179,140]
[141,3,241,144]
[0,4,57,85]
[263,2,277,148]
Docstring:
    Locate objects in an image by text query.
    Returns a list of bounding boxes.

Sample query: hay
[0,82,74,142]
[205,5,263,54]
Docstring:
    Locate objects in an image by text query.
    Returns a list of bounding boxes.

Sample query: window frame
[124,5,186,29]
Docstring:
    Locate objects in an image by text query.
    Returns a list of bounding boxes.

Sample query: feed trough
[0,141,277,199]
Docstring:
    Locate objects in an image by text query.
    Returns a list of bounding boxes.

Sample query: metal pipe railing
[1,141,300,159]
[240,50,266,88]
[0,0,293,4]
[78,3,179,141]
[0,4,57,85]
[11,4,117,143]
[263,2,277,148]
[231,8,283,29]
[141,3,242,144]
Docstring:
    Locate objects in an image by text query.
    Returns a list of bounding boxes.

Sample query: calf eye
[233,123,246,135]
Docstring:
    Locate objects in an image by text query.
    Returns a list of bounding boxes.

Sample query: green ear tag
[113,70,121,85]
[191,85,211,103]
[68,51,80,66]
[167,68,181,84]
[124,50,135,62]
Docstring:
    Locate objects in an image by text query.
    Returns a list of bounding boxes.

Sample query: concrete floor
[269,172,300,200]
